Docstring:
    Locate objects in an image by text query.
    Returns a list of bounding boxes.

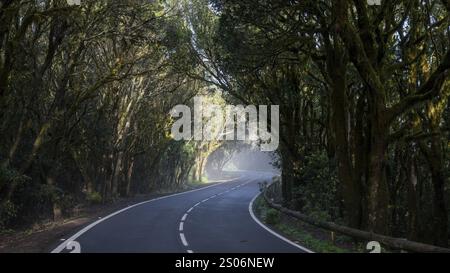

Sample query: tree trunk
[280,146,293,207]
[125,157,135,197]
[366,108,390,234]
[407,158,419,241]
[111,151,124,198]
[419,137,448,247]
[326,39,362,229]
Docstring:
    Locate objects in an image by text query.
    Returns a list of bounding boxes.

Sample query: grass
[187,176,209,187]
[275,223,347,253]
[253,195,354,253]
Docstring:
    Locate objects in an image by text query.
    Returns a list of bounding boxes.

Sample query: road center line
[51,175,243,253]
[178,180,252,253]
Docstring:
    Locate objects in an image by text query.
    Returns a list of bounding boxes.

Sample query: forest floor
[252,195,365,253]
[0,178,230,253]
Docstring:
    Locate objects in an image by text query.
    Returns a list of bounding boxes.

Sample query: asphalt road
[52,171,310,253]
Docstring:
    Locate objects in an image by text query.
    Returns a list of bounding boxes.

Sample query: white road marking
[180,233,188,246]
[176,180,251,253]
[248,193,314,253]
[51,176,243,253]
[181,214,188,221]
[179,222,184,232]
[54,175,254,254]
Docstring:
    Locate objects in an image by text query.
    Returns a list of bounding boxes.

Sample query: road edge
[248,192,314,253]
[51,176,242,253]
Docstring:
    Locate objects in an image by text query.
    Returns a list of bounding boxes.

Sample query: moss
[86,191,102,205]
[253,195,351,253]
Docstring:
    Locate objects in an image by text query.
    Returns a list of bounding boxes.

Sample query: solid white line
[181,214,188,221]
[187,207,194,213]
[180,233,188,246]
[51,176,242,253]
[179,222,184,232]
[248,193,314,253]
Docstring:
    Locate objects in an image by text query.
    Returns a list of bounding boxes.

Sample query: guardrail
[260,180,450,253]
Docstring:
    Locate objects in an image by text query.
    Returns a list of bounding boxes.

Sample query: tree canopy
[0,0,449,248]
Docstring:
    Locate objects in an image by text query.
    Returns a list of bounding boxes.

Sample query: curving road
[51,171,310,253]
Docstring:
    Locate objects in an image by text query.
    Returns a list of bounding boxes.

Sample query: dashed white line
[51,175,243,253]
[178,180,253,253]
[179,222,184,232]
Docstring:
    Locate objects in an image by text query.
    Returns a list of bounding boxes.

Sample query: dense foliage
[0,0,208,229]
[0,0,449,249]
[189,0,450,247]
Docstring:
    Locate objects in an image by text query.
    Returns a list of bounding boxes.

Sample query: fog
[205,145,279,179]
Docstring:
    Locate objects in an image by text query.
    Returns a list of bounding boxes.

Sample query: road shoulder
[251,194,361,253]
[0,182,223,253]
